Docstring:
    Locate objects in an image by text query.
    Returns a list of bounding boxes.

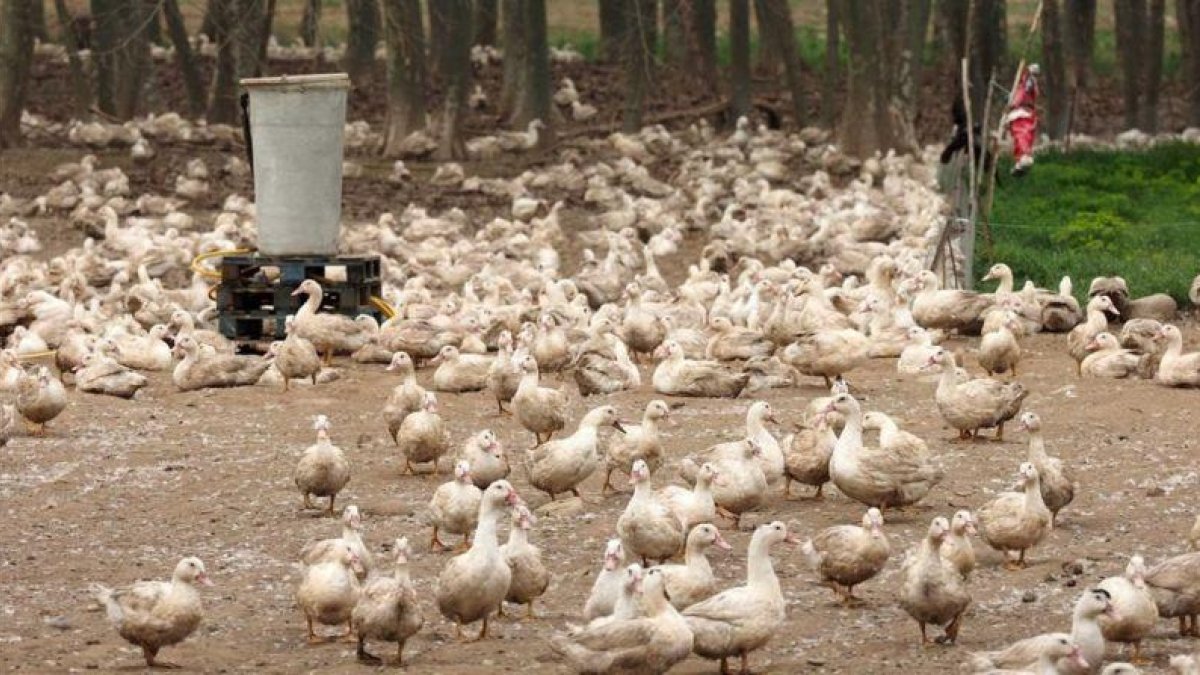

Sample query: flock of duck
[3,118,1200,674]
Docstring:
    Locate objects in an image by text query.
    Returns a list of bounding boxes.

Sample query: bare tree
[382,0,426,156]
[730,0,751,121]
[500,0,526,116]
[755,0,806,126]
[838,0,928,156]
[1041,0,1069,138]
[822,0,840,127]
[1180,0,1200,126]
[208,0,240,124]
[622,0,655,131]
[1114,0,1165,130]
[511,0,554,144]
[1065,0,1096,87]
[662,0,685,64]
[0,0,34,150]
[301,0,320,47]
[113,0,153,118]
[53,0,92,116]
[435,0,472,160]
[162,0,205,117]
[475,0,498,45]
[344,0,380,84]
[599,0,626,62]
[679,0,717,95]
[91,0,117,114]
[753,0,781,76]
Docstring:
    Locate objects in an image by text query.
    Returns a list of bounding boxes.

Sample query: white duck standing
[617,459,686,565]
[527,405,624,501]
[583,539,627,621]
[296,540,364,643]
[294,414,351,516]
[435,480,521,640]
[683,521,796,675]
[500,504,550,618]
[428,460,482,552]
[351,537,424,665]
[92,557,213,668]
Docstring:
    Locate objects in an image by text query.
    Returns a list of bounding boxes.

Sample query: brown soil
[3,331,1200,674]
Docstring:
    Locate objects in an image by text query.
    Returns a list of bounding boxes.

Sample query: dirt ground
[3,121,1200,673]
[3,329,1200,675]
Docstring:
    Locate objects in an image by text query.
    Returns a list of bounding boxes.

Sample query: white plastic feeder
[240,73,350,256]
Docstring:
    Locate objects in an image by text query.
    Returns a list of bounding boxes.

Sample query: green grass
[977,143,1200,304]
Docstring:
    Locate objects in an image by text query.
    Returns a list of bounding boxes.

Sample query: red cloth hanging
[1004,64,1040,175]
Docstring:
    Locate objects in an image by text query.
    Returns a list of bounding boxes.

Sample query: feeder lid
[240,73,351,91]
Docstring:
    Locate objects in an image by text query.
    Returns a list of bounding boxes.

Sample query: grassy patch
[977,143,1200,304]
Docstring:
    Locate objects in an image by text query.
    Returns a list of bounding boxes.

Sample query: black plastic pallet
[216,254,383,342]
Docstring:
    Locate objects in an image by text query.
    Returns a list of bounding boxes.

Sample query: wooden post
[960,58,977,289]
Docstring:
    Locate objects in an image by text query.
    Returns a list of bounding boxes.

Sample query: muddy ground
[3,125,1200,673]
[3,329,1200,675]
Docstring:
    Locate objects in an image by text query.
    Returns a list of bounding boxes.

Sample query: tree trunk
[1180,0,1200,126]
[1042,0,1069,138]
[1114,0,1145,129]
[511,0,553,145]
[500,0,526,116]
[256,0,278,73]
[474,0,498,45]
[435,0,472,160]
[0,0,34,150]
[622,0,652,131]
[301,0,320,46]
[429,0,450,79]
[1065,0,1096,87]
[730,0,751,121]
[888,0,929,151]
[233,0,268,80]
[822,0,839,127]
[970,0,1007,112]
[91,0,117,114]
[599,0,626,62]
[344,0,380,84]
[382,0,426,155]
[753,0,781,76]
[640,0,658,62]
[678,0,716,94]
[1140,0,1165,131]
[163,0,204,117]
[208,0,239,124]
[53,0,92,116]
[936,0,968,69]
[113,0,152,118]
[662,0,685,64]
[29,0,47,41]
[756,0,806,126]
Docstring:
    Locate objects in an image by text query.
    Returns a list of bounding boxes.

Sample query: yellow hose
[16,350,57,360]
[191,248,396,319]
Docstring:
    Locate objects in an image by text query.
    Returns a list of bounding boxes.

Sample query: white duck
[296,540,364,643]
[92,557,213,668]
[617,459,686,565]
[1098,555,1159,664]
[435,480,521,640]
[657,523,732,610]
[428,460,482,552]
[351,537,424,666]
[683,521,795,675]
[527,405,624,500]
[294,414,351,516]
[659,462,718,530]
[582,539,627,622]
[977,462,1052,570]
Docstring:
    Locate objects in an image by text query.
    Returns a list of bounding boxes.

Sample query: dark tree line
[3,0,1200,157]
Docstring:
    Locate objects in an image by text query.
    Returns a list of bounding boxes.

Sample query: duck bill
[196,572,215,587]
[504,489,523,507]
[289,287,304,297]
[1069,647,1087,670]
[612,420,627,434]
[870,525,883,539]
[783,531,800,545]
[714,532,733,551]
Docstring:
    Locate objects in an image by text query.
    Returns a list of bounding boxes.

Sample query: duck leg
[917,621,930,647]
[356,636,381,664]
[601,469,615,494]
[1130,641,1150,664]
[525,601,537,620]
[570,487,581,498]
[403,459,415,475]
[739,652,751,675]
[302,493,314,510]
[282,376,290,393]
[943,612,964,644]
[813,483,825,499]
[718,657,730,674]
[430,526,449,552]
[395,640,407,666]
[477,616,490,641]
[994,423,1005,442]
[1179,616,1190,637]
[306,616,325,644]
[341,620,357,642]
[327,495,337,517]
